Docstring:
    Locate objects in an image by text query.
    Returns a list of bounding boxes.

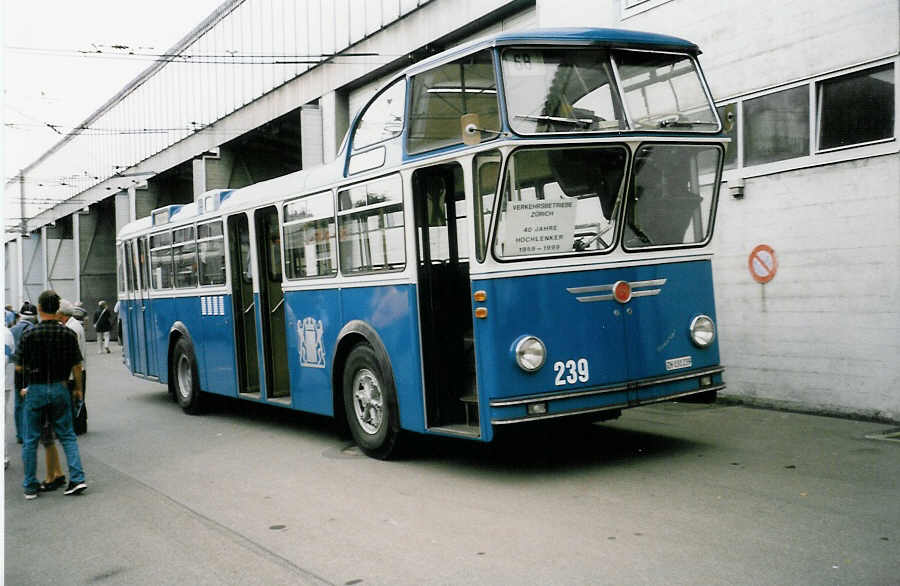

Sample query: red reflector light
[613,280,632,303]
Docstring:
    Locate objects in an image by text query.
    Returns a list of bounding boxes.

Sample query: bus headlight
[513,336,546,372]
[690,315,716,348]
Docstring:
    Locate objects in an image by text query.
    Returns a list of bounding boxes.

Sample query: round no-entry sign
[748,244,777,283]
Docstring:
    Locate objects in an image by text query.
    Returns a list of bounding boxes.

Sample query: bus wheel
[342,344,400,459]
[172,338,203,414]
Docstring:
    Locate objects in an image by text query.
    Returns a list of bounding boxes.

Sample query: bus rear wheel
[172,338,203,414]
[342,343,400,459]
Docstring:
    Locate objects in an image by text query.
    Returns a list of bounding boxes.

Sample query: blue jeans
[21,382,85,489]
[14,372,25,441]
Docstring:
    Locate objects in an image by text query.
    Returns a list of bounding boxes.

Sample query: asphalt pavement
[4,346,899,585]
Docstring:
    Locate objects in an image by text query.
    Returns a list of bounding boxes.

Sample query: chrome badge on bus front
[567,279,666,303]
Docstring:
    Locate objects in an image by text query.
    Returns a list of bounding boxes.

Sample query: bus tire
[342,343,400,459]
[172,338,203,414]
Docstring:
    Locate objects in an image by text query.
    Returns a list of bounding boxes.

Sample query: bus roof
[493,27,699,52]
[406,27,699,76]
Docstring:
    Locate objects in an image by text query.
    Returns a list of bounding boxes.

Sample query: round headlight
[690,315,716,348]
[514,336,546,372]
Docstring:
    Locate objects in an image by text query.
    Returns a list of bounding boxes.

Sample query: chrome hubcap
[351,368,383,435]
[176,354,192,400]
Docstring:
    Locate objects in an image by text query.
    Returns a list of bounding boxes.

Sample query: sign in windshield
[494,146,628,259]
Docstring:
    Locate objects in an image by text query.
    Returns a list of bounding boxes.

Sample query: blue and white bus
[117,28,726,458]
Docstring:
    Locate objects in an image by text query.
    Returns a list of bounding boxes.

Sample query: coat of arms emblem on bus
[298,317,326,368]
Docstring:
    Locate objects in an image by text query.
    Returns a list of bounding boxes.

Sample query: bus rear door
[254,206,290,401]
[227,213,261,396]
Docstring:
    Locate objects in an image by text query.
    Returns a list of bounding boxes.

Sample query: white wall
[537,0,900,421]
[714,155,900,421]
[538,0,898,99]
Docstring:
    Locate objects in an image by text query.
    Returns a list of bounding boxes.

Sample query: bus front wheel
[342,343,400,459]
[172,338,203,414]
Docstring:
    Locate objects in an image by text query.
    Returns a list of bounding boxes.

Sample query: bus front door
[227,214,260,395]
[413,163,478,433]
[254,207,290,400]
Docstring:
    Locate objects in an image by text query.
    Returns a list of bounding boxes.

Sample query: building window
[743,86,809,166]
[817,64,895,151]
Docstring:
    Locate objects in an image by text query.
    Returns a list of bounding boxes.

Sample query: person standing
[4,322,14,469]
[14,290,87,499]
[59,299,87,435]
[93,300,112,354]
[10,302,37,444]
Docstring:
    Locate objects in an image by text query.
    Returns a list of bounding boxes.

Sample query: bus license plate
[665,356,692,371]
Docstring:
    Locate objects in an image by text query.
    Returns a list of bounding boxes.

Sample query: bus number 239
[553,358,589,386]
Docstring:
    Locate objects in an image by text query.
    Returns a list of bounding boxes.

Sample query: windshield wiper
[514,114,593,128]
[657,117,718,129]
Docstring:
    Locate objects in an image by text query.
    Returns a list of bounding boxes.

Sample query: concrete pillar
[205,145,236,190]
[21,232,42,303]
[79,198,118,341]
[46,217,76,302]
[301,104,324,169]
[41,225,48,290]
[136,182,162,220]
[193,157,207,199]
[128,185,138,222]
[73,212,81,302]
[115,191,132,235]
[321,90,350,163]
[16,236,24,306]
[3,240,22,310]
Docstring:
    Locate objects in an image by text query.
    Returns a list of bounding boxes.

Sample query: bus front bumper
[489,366,725,425]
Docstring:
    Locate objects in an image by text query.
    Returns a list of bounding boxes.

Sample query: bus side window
[149,231,174,290]
[198,221,226,286]
[116,244,126,293]
[473,150,501,262]
[264,214,282,282]
[337,175,405,274]
[283,191,338,279]
[173,226,198,288]
[351,78,405,152]
[407,49,499,155]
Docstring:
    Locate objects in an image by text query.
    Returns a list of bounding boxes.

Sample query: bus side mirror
[461,113,481,146]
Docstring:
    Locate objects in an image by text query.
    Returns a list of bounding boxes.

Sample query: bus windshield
[615,51,718,131]
[493,146,628,258]
[501,48,717,134]
[623,144,721,249]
